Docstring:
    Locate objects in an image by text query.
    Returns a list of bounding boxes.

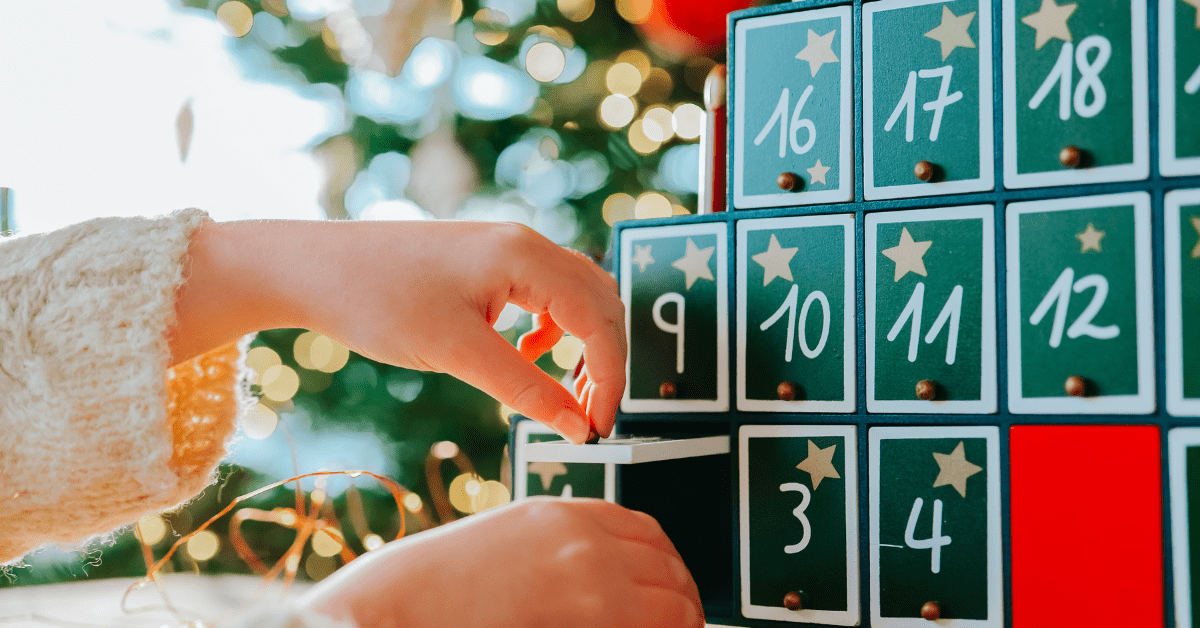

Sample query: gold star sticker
[1183,0,1200,29]
[1076,223,1105,252]
[752,234,798,287]
[1191,216,1200,258]
[932,441,983,498]
[528,461,568,492]
[881,227,933,282]
[796,440,840,490]
[807,159,831,185]
[1021,0,1077,49]
[925,6,977,60]
[795,29,840,77]
[671,237,715,290]
[631,244,655,272]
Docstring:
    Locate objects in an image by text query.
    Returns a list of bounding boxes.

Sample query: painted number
[760,283,831,362]
[1029,36,1111,120]
[904,497,952,574]
[754,85,817,159]
[886,283,965,365]
[1028,267,1119,348]
[884,66,963,142]
[652,292,685,373]
[1186,61,1200,96]
[780,482,813,554]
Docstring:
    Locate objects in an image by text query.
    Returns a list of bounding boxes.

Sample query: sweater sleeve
[0,210,250,563]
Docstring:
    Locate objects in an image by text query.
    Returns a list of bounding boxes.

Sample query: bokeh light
[525,42,566,82]
[312,529,343,557]
[602,193,636,226]
[305,553,337,580]
[628,118,661,154]
[403,493,424,512]
[454,56,538,120]
[402,38,457,89]
[215,2,253,37]
[672,103,704,140]
[605,62,642,96]
[599,94,636,129]
[643,106,675,142]
[432,440,460,459]
[449,472,484,513]
[473,9,511,45]
[261,364,300,402]
[616,0,652,24]
[552,335,585,369]
[136,514,167,545]
[635,192,672,219]
[364,534,385,551]
[242,403,279,440]
[246,346,282,377]
[187,530,220,561]
[557,0,595,22]
[639,68,674,103]
[386,370,424,402]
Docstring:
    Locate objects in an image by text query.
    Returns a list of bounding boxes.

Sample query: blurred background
[0,0,746,587]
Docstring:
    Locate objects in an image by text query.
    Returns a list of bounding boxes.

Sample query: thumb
[450,322,592,444]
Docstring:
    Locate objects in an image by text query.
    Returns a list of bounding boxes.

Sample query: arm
[170,219,625,444]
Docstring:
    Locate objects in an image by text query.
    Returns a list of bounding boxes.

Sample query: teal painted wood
[510,0,1200,626]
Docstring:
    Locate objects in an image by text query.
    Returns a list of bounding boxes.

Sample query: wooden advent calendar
[512,0,1200,625]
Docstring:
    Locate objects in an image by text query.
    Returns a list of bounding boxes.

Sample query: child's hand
[301,498,705,628]
[173,220,625,444]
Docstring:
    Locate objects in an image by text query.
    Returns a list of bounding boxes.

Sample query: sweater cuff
[0,209,249,563]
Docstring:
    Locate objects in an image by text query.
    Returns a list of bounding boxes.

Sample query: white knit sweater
[0,211,350,628]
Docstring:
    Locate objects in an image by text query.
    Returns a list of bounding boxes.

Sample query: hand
[171,220,625,444]
[300,498,705,628]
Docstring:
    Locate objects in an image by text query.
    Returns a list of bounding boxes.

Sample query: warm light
[499,404,518,424]
[449,473,485,513]
[285,554,301,574]
[644,106,675,142]
[312,529,343,557]
[216,1,253,37]
[278,508,298,527]
[432,440,460,459]
[635,193,672,219]
[311,489,327,505]
[615,50,651,78]
[246,346,281,378]
[552,335,584,370]
[673,204,692,216]
[309,335,350,373]
[261,364,300,402]
[602,193,636,226]
[672,103,704,140]
[476,480,511,511]
[186,530,220,561]
[557,0,595,21]
[465,478,483,496]
[599,94,636,129]
[403,493,424,512]
[639,68,673,103]
[526,42,566,83]
[628,120,661,155]
[606,62,642,96]
[261,0,288,17]
[364,534,385,551]
[616,0,652,24]
[136,515,167,545]
[305,553,337,580]
[448,0,464,23]
[473,8,510,46]
[242,403,279,440]
[293,331,318,370]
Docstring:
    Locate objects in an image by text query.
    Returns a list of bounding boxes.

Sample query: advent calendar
[513,0,1200,625]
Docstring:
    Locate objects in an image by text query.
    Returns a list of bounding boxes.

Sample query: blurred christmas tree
[1,0,739,588]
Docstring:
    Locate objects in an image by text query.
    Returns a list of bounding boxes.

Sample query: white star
[631,244,654,272]
[795,29,840,78]
[671,238,715,290]
[528,461,568,492]
[807,159,831,185]
[751,234,798,286]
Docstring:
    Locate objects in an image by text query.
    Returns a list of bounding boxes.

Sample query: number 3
[780,482,812,554]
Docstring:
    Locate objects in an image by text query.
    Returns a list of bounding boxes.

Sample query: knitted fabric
[0,210,250,563]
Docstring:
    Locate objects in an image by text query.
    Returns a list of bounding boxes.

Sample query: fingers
[619,540,697,595]
[452,322,591,444]
[517,313,564,362]
[568,500,683,562]
[621,586,704,628]
[507,246,625,439]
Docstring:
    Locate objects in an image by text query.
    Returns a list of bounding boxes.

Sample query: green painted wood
[876,436,990,620]
[523,433,607,499]
[1173,0,1200,162]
